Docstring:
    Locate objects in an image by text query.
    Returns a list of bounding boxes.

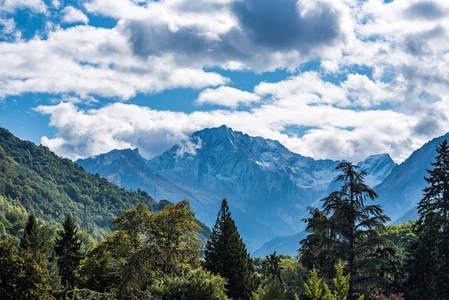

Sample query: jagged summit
[358,153,397,188]
[78,125,398,252]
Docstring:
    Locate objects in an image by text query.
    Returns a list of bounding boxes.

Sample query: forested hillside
[0,128,209,242]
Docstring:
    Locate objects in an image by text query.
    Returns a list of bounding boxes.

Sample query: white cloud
[176,137,203,158]
[35,95,448,164]
[4,0,449,166]
[51,0,60,9]
[0,0,47,14]
[83,0,351,72]
[0,25,228,99]
[61,6,89,25]
[196,86,260,108]
[255,72,348,106]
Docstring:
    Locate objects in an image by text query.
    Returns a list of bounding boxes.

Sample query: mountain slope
[253,153,397,257]
[375,132,449,222]
[76,148,222,225]
[0,128,162,241]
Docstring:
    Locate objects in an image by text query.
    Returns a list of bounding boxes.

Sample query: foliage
[115,243,192,299]
[76,201,203,297]
[54,214,84,290]
[0,127,160,242]
[304,267,323,300]
[300,162,395,296]
[321,261,351,300]
[304,262,363,300]
[149,268,229,300]
[205,199,257,300]
[379,222,415,292]
[252,275,285,300]
[279,256,308,300]
[0,240,54,299]
[76,230,141,293]
[406,140,449,299]
[262,251,282,283]
[20,211,47,253]
[113,200,203,270]
[0,206,28,244]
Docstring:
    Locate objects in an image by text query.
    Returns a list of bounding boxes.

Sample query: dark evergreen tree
[20,212,45,253]
[204,199,256,300]
[406,140,449,299]
[262,251,282,284]
[299,162,393,297]
[54,214,83,291]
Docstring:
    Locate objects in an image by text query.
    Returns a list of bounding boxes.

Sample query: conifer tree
[204,199,256,300]
[54,214,83,291]
[406,140,449,299]
[20,212,45,253]
[262,251,282,284]
[299,162,393,297]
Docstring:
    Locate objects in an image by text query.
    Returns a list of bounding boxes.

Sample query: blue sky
[1,0,449,163]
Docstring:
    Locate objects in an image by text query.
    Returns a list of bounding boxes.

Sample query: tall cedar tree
[406,140,449,299]
[20,212,45,253]
[204,199,256,300]
[54,214,83,291]
[299,162,393,297]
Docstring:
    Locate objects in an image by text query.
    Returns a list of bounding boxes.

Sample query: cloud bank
[3,0,449,164]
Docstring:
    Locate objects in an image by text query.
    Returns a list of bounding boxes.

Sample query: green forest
[1,128,449,299]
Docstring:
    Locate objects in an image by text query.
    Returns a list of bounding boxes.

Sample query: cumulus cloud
[35,92,442,164]
[0,0,47,14]
[404,1,448,20]
[196,86,260,108]
[84,0,350,72]
[61,6,89,25]
[232,0,342,51]
[4,0,449,165]
[0,25,228,99]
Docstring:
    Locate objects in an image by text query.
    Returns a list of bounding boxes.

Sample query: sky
[1,0,449,164]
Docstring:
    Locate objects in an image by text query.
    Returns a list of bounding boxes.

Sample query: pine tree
[406,140,449,299]
[204,199,256,300]
[20,212,45,253]
[299,162,393,297]
[54,214,83,291]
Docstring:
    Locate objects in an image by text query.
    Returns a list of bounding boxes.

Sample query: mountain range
[77,125,398,253]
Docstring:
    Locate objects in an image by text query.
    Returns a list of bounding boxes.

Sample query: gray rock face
[77,125,398,252]
[76,148,222,226]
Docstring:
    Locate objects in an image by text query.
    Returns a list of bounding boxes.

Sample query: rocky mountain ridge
[77,125,397,252]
